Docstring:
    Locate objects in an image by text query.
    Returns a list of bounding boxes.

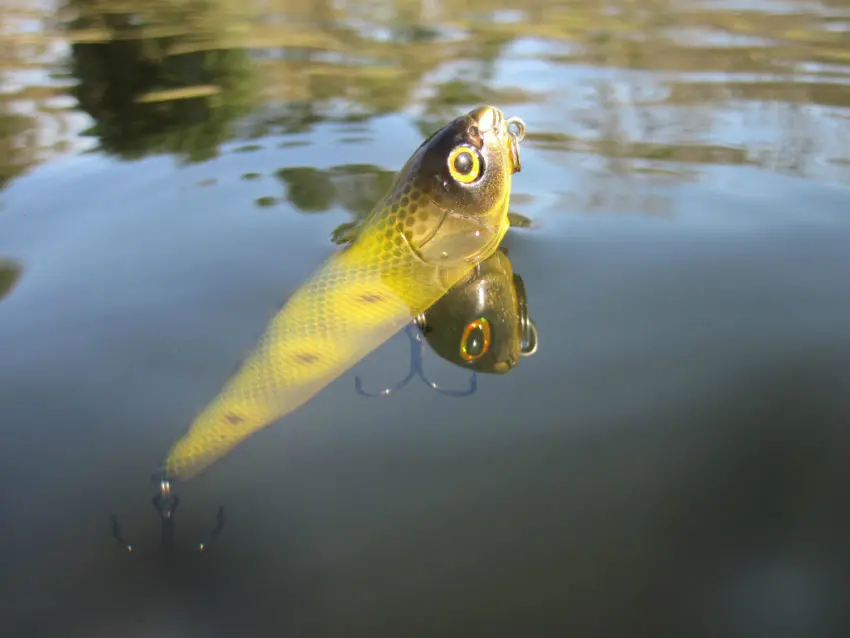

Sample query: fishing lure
[160,106,526,481]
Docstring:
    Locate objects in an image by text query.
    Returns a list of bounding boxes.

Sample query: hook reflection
[355,324,477,398]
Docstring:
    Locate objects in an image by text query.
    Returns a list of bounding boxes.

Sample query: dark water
[2,1,850,636]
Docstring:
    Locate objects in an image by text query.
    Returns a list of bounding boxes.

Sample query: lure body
[163,106,525,480]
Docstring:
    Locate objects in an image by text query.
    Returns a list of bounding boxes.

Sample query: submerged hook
[111,514,134,552]
[110,478,224,557]
[354,323,477,398]
[198,507,226,552]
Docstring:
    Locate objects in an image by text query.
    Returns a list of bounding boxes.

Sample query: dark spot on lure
[296,353,320,364]
[359,293,384,304]
[225,414,244,425]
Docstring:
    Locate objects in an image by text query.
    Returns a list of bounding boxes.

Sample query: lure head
[368,105,526,267]
[416,248,538,374]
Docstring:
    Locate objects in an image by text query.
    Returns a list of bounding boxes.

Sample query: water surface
[1,1,849,636]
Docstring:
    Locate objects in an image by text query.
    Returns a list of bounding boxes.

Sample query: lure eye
[448,145,483,184]
[459,317,491,361]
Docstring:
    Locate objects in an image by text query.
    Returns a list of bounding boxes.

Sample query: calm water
[2,1,850,636]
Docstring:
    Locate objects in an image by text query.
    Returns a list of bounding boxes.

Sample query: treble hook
[111,514,134,552]
[198,506,226,552]
[354,323,477,398]
[109,477,225,557]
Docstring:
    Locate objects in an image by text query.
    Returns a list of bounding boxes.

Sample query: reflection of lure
[354,246,539,397]
[160,106,526,481]
[416,246,538,373]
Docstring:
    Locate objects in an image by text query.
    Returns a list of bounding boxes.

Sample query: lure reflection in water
[419,246,538,373]
[160,106,527,481]
[354,246,538,398]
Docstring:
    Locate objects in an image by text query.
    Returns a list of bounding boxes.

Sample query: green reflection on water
[275,164,397,215]
[1,0,850,191]
[63,0,260,163]
[254,195,277,207]
[0,259,21,302]
[0,110,38,190]
[275,167,335,212]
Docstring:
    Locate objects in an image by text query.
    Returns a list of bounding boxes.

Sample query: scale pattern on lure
[161,106,526,481]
